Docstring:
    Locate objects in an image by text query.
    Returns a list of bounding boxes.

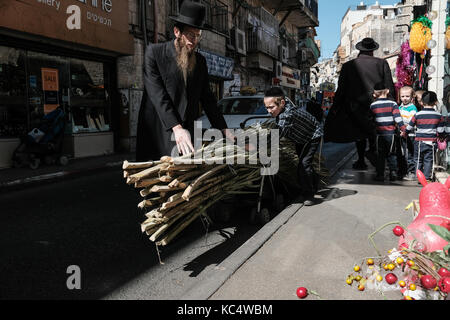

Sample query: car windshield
[219,98,267,115]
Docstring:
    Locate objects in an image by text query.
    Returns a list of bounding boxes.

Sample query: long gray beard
[175,39,197,84]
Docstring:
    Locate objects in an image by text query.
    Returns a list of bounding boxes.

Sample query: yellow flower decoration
[409,16,433,53]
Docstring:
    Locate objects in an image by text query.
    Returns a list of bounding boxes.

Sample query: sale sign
[41,68,60,114]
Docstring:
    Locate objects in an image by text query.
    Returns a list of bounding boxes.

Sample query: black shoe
[373,175,384,182]
[389,172,398,181]
[352,161,368,170]
[365,150,377,167]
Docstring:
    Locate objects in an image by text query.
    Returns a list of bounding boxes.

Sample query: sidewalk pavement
[0,152,135,192]
[182,159,449,300]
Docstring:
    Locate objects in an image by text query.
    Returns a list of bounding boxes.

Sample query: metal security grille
[247,7,279,58]
[201,0,229,35]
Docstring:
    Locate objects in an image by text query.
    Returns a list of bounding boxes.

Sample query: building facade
[0,0,135,168]
[338,0,425,65]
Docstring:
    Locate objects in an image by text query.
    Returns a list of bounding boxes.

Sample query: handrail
[240,116,272,129]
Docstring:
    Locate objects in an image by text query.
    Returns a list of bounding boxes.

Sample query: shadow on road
[182,219,261,278]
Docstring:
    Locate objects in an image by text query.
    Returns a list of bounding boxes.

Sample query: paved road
[0,142,355,300]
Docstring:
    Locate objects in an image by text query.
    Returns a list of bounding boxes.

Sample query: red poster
[41,68,59,114]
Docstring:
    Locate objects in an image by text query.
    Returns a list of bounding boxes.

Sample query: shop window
[27,51,70,131]
[0,46,27,138]
[69,59,110,133]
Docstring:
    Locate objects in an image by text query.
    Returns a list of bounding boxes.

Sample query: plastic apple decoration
[296,287,308,299]
[438,268,450,278]
[438,277,450,293]
[420,275,437,289]
[393,226,405,237]
[385,273,398,285]
[399,170,450,252]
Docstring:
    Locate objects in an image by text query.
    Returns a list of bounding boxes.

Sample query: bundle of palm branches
[123,122,328,247]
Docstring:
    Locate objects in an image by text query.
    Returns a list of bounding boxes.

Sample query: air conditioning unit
[231,27,246,55]
[274,61,282,78]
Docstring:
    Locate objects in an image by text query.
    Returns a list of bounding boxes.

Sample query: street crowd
[135,1,449,208]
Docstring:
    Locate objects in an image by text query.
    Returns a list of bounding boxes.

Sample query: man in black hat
[324,37,396,170]
[136,0,232,161]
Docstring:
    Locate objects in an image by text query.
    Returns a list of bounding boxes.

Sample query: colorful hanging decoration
[446,17,450,50]
[409,16,433,54]
[395,41,414,95]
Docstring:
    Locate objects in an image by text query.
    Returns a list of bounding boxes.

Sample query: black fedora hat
[355,37,379,52]
[169,1,210,30]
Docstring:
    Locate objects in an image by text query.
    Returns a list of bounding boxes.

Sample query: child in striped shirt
[398,86,418,180]
[406,91,446,181]
[370,83,406,181]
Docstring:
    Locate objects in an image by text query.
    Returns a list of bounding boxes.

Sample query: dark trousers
[376,135,398,176]
[356,136,376,162]
[399,136,416,175]
[414,141,434,180]
[295,137,321,197]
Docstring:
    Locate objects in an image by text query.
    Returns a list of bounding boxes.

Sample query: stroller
[12,107,68,169]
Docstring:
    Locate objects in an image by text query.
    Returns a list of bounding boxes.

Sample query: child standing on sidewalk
[370,83,406,181]
[406,91,446,181]
[398,86,418,180]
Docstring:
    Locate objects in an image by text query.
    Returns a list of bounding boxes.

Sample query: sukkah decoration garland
[345,173,450,300]
[395,41,415,95]
[409,16,433,54]
[445,17,450,49]
[345,221,449,300]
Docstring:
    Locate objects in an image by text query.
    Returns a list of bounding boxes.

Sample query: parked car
[197,94,296,131]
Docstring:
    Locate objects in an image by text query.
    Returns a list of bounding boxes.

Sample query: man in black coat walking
[324,38,396,169]
[136,1,231,161]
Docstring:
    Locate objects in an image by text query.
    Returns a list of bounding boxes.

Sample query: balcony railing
[201,0,229,35]
[304,0,318,19]
[247,7,279,58]
[299,37,320,61]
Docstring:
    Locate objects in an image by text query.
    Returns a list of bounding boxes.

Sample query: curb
[183,203,303,300]
[436,171,449,184]
[181,148,357,300]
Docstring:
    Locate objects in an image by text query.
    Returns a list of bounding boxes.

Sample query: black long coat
[136,41,227,161]
[324,54,396,143]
